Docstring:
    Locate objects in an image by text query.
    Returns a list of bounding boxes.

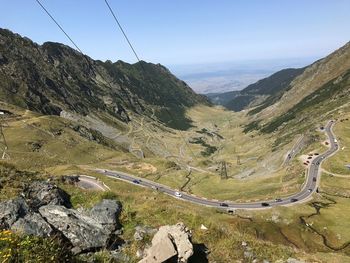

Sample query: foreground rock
[0,198,28,228]
[39,204,118,254]
[139,222,193,263]
[0,181,123,254]
[11,212,53,236]
[23,181,72,211]
[89,199,122,232]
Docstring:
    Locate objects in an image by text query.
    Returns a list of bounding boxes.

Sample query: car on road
[220,203,229,207]
[152,186,159,190]
[174,191,182,198]
[261,202,270,207]
[275,198,282,202]
[132,179,141,184]
[313,177,317,182]
[308,188,312,192]
[291,198,298,202]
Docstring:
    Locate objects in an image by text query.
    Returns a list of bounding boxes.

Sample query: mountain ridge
[206,67,305,112]
[0,28,209,130]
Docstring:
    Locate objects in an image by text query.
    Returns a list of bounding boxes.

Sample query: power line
[104,0,141,63]
[35,0,83,54]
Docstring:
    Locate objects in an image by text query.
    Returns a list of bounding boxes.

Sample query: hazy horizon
[169,56,318,94]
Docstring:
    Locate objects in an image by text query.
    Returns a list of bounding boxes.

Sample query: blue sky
[0,0,349,67]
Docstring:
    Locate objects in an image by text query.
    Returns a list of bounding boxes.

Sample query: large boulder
[0,198,28,229]
[89,199,122,232]
[39,204,116,254]
[11,212,53,237]
[0,180,124,256]
[23,181,72,211]
[139,222,194,263]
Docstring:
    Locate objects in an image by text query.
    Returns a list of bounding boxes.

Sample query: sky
[0,0,349,67]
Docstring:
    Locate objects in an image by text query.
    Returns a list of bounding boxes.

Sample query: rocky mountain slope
[238,41,350,150]
[0,28,209,131]
[257,41,350,122]
[207,68,305,111]
[210,41,350,121]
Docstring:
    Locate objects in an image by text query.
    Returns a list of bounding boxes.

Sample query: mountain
[242,41,350,149]
[0,28,209,131]
[208,68,305,111]
[256,41,350,121]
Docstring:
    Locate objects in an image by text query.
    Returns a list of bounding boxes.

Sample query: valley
[0,26,350,262]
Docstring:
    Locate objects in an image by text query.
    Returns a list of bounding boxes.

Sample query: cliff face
[0,28,209,130]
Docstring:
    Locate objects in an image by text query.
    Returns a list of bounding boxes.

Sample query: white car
[174,191,182,198]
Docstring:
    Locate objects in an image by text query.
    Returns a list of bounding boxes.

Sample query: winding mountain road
[96,121,339,210]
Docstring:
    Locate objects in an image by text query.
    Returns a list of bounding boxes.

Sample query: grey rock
[11,213,53,237]
[23,181,71,211]
[139,222,193,263]
[139,235,177,263]
[39,205,112,254]
[89,199,122,232]
[0,198,28,228]
[61,175,80,185]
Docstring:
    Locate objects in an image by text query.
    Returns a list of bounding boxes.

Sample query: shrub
[0,230,75,262]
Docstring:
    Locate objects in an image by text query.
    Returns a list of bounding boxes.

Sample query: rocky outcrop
[39,205,116,254]
[0,28,209,132]
[0,198,28,228]
[139,222,193,263]
[88,199,122,232]
[23,181,72,211]
[11,212,53,236]
[0,181,123,254]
